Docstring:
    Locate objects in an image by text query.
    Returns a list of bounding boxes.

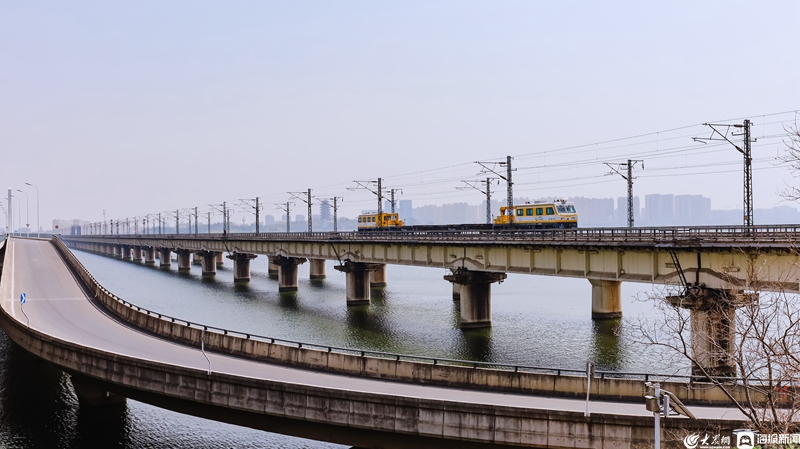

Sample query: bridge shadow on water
[0,329,134,449]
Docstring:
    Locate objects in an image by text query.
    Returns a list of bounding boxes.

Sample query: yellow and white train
[357,199,577,231]
[492,199,578,228]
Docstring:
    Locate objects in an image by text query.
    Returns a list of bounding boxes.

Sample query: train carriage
[356,199,577,232]
[357,212,405,231]
[493,199,578,229]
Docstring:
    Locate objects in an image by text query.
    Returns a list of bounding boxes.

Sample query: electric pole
[319,196,344,232]
[477,156,516,224]
[276,202,294,233]
[208,203,227,234]
[238,197,262,235]
[388,188,402,213]
[350,179,388,223]
[458,178,497,224]
[182,208,195,235]
[289,189,313,232]
[605,160,643,228]
[694,120,756,226]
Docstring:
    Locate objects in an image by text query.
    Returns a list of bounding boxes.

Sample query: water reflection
[457,327,494,362]
[591,318,623,371]
[345,304,400,352]
[279,291,301,309]
[233,283,252,294]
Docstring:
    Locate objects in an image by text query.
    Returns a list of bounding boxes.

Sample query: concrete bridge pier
[159,248,172,267]
[590,279,622,319]
[667,287,756,378]
[132,247,142,262]
[143,247,156,264]
[452,283,461,300]
[70,373,126,407]
[176,250,193,272]
[449,269,462,300]
[369,264,387,288]
[334,261,383,305]
[267,257,279,279]
[273,256,307,292]
[227,253,258,282]
[198,251,221,276]
[192,252,202,265]
[444,269,507,329]
[216,252,224,267]
[309,259,326,280]
[121,246,131,260]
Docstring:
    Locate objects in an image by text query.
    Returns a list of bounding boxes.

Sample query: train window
[536,208,543,215]
[516,208,524,216]
[358,217,362,223]
[546,207,555,215]
[567,205,576,213]
[526,208,533,216]
[556,206,567,213]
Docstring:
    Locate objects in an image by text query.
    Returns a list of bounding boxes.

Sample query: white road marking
[10,240,15,318]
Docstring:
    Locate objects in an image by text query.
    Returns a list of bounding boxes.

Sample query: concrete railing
[53,236,768,406]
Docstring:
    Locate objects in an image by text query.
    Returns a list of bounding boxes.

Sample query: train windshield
[556,205,577,214]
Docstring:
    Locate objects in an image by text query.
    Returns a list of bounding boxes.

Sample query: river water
[0,246,681,448]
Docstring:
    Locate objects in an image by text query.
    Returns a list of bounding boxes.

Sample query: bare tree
[626,252,800,434]
[778,123,800,202]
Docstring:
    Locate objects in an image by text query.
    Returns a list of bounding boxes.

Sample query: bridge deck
[2,238,746,438]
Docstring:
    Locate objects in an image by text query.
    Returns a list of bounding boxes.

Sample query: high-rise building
[616,196,640,226]
[674,195,711,225]
[643,194,674,226]
[398,200,413,221]
[568,197,615,226]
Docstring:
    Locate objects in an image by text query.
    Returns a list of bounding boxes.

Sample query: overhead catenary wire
[120,109,799,222]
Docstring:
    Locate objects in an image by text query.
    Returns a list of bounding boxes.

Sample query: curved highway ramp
[0,237,746,448]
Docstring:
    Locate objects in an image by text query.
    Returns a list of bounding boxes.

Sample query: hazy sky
[2,1,799,228]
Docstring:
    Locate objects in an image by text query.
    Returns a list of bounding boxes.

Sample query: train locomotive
[357,199,578,232]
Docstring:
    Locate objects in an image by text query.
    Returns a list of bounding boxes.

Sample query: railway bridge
[0,236,754,448]
[62,225,800,378]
